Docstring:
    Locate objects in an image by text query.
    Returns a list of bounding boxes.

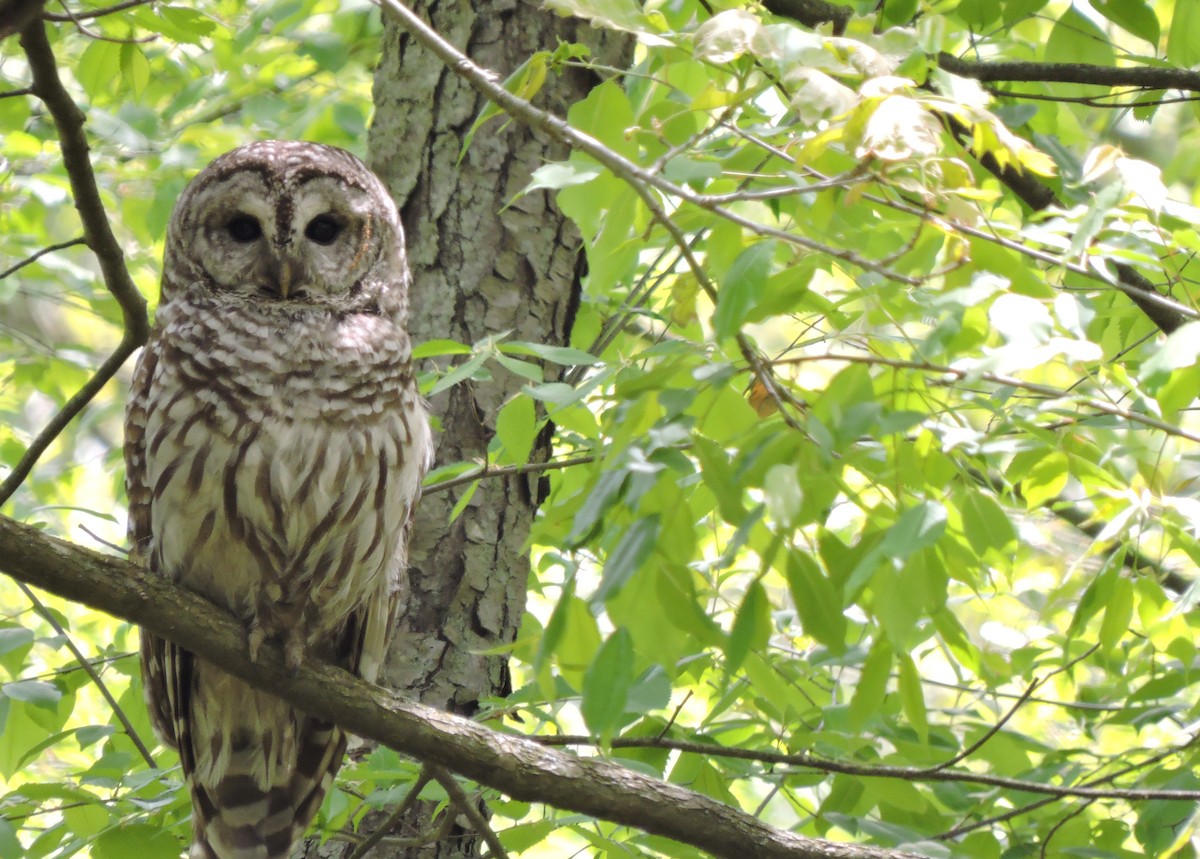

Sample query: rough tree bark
[303,3,626,857]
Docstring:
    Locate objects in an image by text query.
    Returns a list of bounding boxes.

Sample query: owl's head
[162,141,407,318]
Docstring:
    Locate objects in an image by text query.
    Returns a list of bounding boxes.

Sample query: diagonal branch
[0,513,922,859]
[371,0,915,289]
[0,237,86,279]
[2,20,150,506]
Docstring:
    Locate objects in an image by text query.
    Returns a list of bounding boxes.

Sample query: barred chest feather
[139,294,430,663]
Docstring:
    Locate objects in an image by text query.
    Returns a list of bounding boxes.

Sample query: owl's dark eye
[305,214,343,245]
[226,215,262,243]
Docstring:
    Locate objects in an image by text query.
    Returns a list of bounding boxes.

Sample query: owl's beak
[270,255,303,299]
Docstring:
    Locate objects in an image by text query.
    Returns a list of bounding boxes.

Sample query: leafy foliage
[5,0,1200,857]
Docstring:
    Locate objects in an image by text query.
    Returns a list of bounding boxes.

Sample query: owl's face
[163,141,407,318]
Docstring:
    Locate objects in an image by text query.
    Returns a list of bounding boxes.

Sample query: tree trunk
[303,3,626,857]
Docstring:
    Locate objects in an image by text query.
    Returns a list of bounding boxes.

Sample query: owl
[124,141,432,859]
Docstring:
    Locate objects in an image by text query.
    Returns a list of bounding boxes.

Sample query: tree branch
[760,0,849,33]
[533,735,1200,803]
[0,236,86,280]
[370,0,914,290]
[15,580,156,768]
[938,53,1200,92]
[40,0,155,22]
[2,20,150,506]
[0,514,922,859]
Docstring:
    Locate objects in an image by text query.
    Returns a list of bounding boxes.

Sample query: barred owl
[124,141,432,859]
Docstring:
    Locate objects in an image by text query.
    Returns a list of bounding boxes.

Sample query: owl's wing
[124,338,187,751]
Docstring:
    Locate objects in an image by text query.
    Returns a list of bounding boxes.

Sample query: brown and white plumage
[124,141,431,859]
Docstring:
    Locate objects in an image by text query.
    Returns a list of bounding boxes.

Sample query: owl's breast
[141,298,430,638]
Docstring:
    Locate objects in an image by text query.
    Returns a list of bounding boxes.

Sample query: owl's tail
[185,714,346,859]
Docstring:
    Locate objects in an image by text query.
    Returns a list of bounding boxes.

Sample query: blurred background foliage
[4,0,1200,856]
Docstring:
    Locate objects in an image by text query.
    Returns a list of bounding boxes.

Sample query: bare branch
[0,514,923,859]
[533,734,1200,803]
[0,236,86,280]
[345,767,434,859]
[425,453,597,495]
[760,0,850,33]
[14,580,156,767]
[938,53,1200,93]
[2,20,150,505]
[40,0,155,22]
[765,352,1200,445]
[371,0,916,290]
[429,764,509,859]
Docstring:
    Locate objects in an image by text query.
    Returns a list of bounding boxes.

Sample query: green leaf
[712,241,775,341]
[461,52,549,161]
[693,9,762,64]
[785,550,846,653]
[879,501,947,557]
[554,595,602,690]
[1018,450,1069,510]
[1169,0,1200,67]
[960,490,1017,556]
[492,353,544,383]
[501,341,599,365]
[523,160,604,192]
[1139,321,1200,388]
[1092,0,1159,44]
[897,653,928,742]
[494,396,537,466]
[594,516,659,603]
[1045,7,1117,97]
[76,41,122,102]
[63,801,110,841]
[955,0,1000,29]
[1099,576,1134,653]
[763,463,803,527]
[427,351,490,396]
[724,580,771,675]
[849,638,892,731]
[692,435,747,525]
[568,468,629,544]
[1002,0,1049,24]
[581,628,634,741]
[2,680,61,709]
[119,44,151,100]
[881,0,917,27]
[411,339,473,359]
[0,819,21,859]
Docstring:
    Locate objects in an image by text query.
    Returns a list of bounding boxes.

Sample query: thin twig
[937,52,1200,93]
[425,453,597,495]
[0,237,87,280]
[931,644,1099,772]
[532,733,1200,802]
[346,767,434,859]
[49,0,157,42]
[766,352,1200,444]
[15,581,156,767]
[41,0,156,22]
[428,764,509,859]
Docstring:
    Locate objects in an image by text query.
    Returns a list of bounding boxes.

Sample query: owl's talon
[284,638,304,674]
[247,626,266,663]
